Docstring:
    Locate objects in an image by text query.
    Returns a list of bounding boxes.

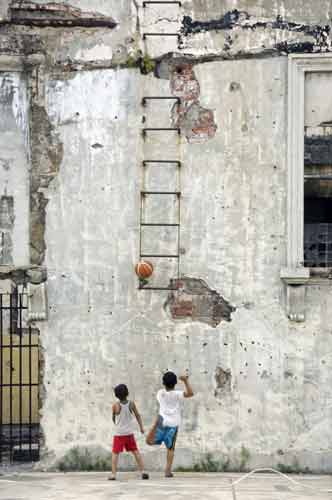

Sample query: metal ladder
[139,1,182,291]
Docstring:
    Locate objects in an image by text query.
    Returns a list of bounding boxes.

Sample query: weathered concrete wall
[1,0,332,473]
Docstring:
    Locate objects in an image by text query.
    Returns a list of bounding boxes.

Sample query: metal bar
[140,254,179,258]
[0,295,3,462]
[9,293,13,462]
[19,294,23,456]
[141,223,180,226]
[139,286,178,290]
[141,191,181,195]
[143,160,181,166]
[143,1,182,6]
[0,306,28,310]
[177,193,181,280]
[0,383,39,388]
[304,175,332,180]
[0,344,39,349]
[143,33,180,39]
[28,325,32,457]
[142,96,180,106]
[139,188,144,259]
[142,127,181,137]
[37,333,40,460]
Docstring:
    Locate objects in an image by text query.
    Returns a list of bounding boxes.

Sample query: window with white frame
[286,54,332,273]
[304,71,332,268]
[281,54,332,321]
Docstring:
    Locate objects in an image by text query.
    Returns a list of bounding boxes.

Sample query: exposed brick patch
[170,63,217,144]
[171,300,193,318]
[215,366,232,396]
[165,277,235,327]
[10,2,117,28]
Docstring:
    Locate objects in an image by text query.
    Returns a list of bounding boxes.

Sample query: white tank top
[114,401,135,436]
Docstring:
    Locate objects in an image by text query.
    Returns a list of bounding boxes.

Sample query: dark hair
[114,384,129,401]
[162,371,177,389]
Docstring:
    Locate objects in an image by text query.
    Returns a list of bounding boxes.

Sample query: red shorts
[112,434,138,454]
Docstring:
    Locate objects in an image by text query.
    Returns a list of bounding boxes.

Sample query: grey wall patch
[215,366,232,396]
[0,195,14,264]
[165,277,235,327]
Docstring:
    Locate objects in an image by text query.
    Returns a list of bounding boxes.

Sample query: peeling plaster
[165,278,235,327]
[169,62,217,143]
[9,2,117,28]
[181,11,332,54]
[30,103,63,265]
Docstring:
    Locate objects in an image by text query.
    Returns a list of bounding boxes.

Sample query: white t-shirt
[157,389,184,427]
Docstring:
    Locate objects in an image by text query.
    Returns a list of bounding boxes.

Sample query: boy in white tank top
[109,384,149,481]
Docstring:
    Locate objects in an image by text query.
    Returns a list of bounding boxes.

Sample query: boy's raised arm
[131,401,145,434]
[179,375,194,398]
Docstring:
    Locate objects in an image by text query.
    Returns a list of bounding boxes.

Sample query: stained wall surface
[1,0,332,472]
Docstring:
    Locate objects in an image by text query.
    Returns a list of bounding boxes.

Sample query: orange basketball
[135,260,154,279]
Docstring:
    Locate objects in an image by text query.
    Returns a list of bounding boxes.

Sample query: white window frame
[286,53,332,270]
[281,53,332,320]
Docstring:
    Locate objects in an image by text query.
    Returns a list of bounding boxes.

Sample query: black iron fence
[0,291,40,463]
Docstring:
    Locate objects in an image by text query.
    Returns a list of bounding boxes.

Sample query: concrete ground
[0,472,332,500]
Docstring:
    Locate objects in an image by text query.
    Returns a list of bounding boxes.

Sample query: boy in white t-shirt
[146,372,194,477]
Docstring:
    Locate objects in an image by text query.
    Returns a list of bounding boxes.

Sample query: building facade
[0,0,332,472]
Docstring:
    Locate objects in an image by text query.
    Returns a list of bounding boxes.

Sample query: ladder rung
[143,160,181,166]
[143,33,180,39]
[142,96,180,106]
[141,191,181,195]
[142,127,181,136]
[139,286,178,291]
[140,254,179,258]
[143,1,182,6]
[141,223,179,226]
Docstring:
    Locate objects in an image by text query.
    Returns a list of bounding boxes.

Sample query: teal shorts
[154,417,178,450]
